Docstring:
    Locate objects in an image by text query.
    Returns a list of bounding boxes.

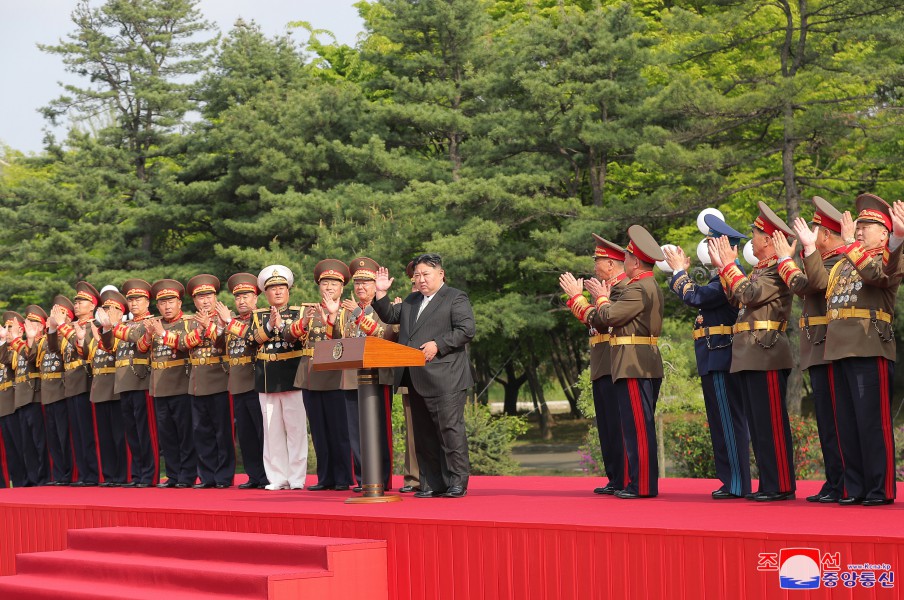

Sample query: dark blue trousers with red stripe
[738,369,795,494]
[701,371,751,497]
[809,364,845,499]
[1,413,27,487]
[67,392,99,484]
[832,356,896,502]
[44,400,73,483]
[591,375,626,490]
[615,377,661,497]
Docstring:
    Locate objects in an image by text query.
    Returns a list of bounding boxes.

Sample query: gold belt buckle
[268,353,277,361]
[198,357,207,365]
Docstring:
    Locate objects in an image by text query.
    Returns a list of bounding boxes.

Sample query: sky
[0,0,365,154]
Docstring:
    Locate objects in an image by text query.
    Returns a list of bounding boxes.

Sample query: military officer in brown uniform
[233,265,307,490]
[50,282,101,486]
[286,259,354,491]
[811,194,900,506]
[100,278,158,487]
[0,312,28,487]
[772,197,847,503]
[38,300,74,484]
[165,275,235,488]
[341,257,396,492]
[10,306,50,486]
[215,273,268,489]
[88,290,128,486]
[562,226,665,499]
[712,202,796,502]
[142,279,197,487]
[561,235,629,495]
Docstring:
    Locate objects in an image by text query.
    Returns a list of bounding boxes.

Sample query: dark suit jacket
[373,284,475,397]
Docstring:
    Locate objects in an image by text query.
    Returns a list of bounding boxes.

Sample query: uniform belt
[93,367,116,375]
[828,308,892,323]
[733,321,787,334]
[151,359,189,370]
[0,382,12,391]
[190,356,224,366]
[589,334,610,347]
[799,316,829,328]
[15,373,41,383]
[609,335,659,347]
[115,359,149,368]
[256,349,312,362]
[64,360,88,370]
[41,372,62,380]
[692,326,734,340]
[228,356,254,366]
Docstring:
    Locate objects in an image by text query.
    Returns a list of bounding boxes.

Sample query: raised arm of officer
[372,267,402,325]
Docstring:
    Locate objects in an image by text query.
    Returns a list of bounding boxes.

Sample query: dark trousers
[347,385,393,489]
[18,403,49,486]
[809,364,845,499]
[408,386,469,492]
[738,369,795,494]
[120,390,157,484]
[192,392,235,486]
[591,375,626,490]
[94,400,127,484]
[67,392,99,484]
[233,389,267,486]
[1,413,27,487]
[701,371,751,496]
[615,377,661,497]
[833,356,896,501]
[44,400,72,483]
[155,394,197,485]
[304,389,353,488]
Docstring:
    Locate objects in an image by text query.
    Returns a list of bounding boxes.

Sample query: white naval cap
[258,265,294,290]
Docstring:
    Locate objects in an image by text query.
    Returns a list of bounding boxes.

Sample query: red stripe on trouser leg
[146,394,160,483]
[767,371,790,491]
[628,379,648,496]
[41,404,54,477]
[0,426,8,487]
[878,358,895,499]
[827,365,846,498]
[90,402,104,483]
[69,430,79,483]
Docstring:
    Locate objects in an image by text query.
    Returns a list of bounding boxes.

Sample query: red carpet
[0,476,902,599]
[0,527,387,600]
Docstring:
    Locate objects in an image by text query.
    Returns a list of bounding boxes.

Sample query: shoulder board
[289,305,304,311]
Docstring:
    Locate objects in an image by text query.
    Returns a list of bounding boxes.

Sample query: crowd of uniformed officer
[0,259,420,493]
[561,194,902,505]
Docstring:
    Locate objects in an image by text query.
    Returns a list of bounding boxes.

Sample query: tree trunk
[526,353,553,440]
[501,362,527,416]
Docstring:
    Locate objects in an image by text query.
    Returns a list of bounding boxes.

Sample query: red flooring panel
[0,476,902,599]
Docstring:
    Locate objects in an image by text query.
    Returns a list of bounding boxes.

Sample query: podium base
[345,494,403,504]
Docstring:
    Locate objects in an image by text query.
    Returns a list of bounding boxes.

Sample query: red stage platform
[1,476,902,599]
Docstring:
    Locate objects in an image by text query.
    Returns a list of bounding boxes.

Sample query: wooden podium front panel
[312,337,426,371]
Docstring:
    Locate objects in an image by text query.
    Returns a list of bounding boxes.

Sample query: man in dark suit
[373,253,476,498]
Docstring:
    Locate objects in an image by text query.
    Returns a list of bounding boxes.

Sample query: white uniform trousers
[259,390,308,489]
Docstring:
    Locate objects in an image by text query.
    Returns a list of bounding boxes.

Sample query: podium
[313,337,425,503]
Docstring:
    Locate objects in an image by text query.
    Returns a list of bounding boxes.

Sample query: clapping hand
[558,272,584,298]
[269,306,282,331]
[584,278,610,302]
[663,246,690,272]
[841,211,855,243]
[771,231,797,259]
[792,217,818,255]
[214,301,232,326]
[341,298,358,312]
[892,201,904,239]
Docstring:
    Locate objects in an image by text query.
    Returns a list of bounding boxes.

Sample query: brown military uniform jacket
[167,319,228,397]
[9,337,40,408]
[0,344,16,417]
[238,305,305,394]
[722,258,793,373]
[35,335,66,405]
[339,303,400,389]
[149,315,192,398]
[104,315,152,394]
[52,320,92,397]
[586,272,663,382]
[588,275,628,381]
[222,312,261,396]
[289,304,342,391]
[805,241,902,362]
[778,248,844,370]
[86,328,118,403]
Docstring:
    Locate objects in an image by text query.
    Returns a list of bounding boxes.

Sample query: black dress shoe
[806,493,822,503]
[399,485,419,493]
[744,492,758,500]
[352,486,363,493]
[862,497,894,506]
[157,480,177,489]
[614,489,656,499]
[120,481,138,488]
[754,491,795,502]
[99,481,119,488]
[414,489,443,498]
[175,483,191,489]
[238,481,259,489]
[215,483,231,489]
[135,482,151,488]
[443,486,467,498]
[711,489,743,500]
[308,484,334,491]
[593,485,619,496]
[334,485,350,491]
[839,496,864,506]
[193,482,215,489]
[817,494,840,504]
[70,481,87,487]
